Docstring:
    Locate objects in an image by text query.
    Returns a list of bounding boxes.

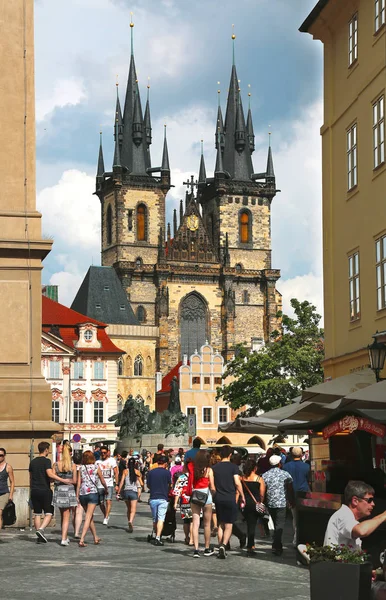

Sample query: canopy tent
[300,369,376,404]
[341,380,386,408]
[219,398,311,434]
[280,407,386,433]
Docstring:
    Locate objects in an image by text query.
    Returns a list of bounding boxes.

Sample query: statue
[167,376,181,413]
[109,394,150,440]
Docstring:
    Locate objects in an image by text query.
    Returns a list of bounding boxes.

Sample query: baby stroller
[161,499,177,543]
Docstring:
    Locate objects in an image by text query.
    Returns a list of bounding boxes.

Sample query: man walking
[262,455,293,556]
[29,441,68,543]
[96,445,119,525]
[0,448,15,531]
[146,455,171,546]
[184,438,201,463]
[212,445,245,559]
[284,446,310,545]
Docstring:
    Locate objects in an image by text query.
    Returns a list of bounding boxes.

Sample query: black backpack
[2,500,16,526]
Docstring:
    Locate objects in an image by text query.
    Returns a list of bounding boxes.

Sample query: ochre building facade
[301,0,386,378]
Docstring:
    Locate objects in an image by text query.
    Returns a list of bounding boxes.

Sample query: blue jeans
[149,499,168,523]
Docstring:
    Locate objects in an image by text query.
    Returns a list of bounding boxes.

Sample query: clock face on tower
[187,215,199,231]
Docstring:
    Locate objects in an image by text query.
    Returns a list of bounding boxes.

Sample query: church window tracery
[118,357,124,376]
[180,293,208,360]
[137,203,147,241]
[134,355,143,377]
[137,305,146,322]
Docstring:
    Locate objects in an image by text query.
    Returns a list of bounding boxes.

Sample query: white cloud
[50,271,83,307]
[279,273,324,321]
[36,77,87,122]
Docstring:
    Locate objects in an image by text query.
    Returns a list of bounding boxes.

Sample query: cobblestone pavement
[1,494,310,600]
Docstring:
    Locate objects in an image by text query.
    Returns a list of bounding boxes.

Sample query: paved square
[1,495,310,600]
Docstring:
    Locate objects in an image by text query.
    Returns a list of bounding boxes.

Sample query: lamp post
[367,335,386,382]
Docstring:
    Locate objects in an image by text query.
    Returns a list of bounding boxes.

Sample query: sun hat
[269,455,282,466]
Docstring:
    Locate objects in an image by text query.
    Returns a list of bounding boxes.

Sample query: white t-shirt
[96,457,117,488]
[324,504,361,549]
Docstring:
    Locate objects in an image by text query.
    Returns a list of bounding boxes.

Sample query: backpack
[2,500,16,526]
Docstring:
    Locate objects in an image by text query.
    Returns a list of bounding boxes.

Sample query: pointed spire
[215,128,224,175]
[167,222,171,242]
[97,130,105,178]
[161,125,170,171]
[130,13,134,55]
[144,79,152,146]
[266,134,275,179]
[215,84,225,150]
[132,91,143,146]
[246,86,255,153]
[199,140,207,183]
[115,81,123,144]
[113,117,122,170]
[179,199,184,224]
[235,91,246,152]
[173,209,177,237]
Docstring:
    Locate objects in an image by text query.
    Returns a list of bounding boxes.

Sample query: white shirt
[324,504,361,549]
[96,457,117,488]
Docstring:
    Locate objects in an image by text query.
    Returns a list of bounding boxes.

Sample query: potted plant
[307,543,372,600]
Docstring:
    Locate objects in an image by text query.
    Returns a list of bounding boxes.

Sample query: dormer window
[84,329,93,341]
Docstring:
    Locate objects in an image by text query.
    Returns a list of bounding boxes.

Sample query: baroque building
[95,22,282,376]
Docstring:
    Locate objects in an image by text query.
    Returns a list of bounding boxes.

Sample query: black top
[242,480,261,508]
[212,461,239,502]
[29,457,52,491]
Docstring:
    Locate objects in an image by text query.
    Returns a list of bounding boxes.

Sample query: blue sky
[35,0,324,316]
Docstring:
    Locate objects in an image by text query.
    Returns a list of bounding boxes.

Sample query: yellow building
[301,0,386,378]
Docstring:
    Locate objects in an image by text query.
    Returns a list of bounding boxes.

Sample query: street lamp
[368,335,386,382]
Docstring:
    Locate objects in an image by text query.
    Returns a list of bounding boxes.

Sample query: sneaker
[218,545,226,559]
[36,529,48,543]
[239,535,246,549]
[103,517,109,525]
[60,539,70,546]
[128,522,133,533]
[204,548,214,557]
[193,550,200,558]
[153,538,164,547]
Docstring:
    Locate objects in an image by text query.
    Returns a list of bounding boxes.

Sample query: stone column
[0,0,60,526]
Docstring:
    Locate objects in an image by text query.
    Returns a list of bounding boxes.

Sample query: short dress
[173,473,192,521]
[53,466,77,509]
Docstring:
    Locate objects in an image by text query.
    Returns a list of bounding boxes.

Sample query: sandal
[78,541,87,547]
[94,538,102,545]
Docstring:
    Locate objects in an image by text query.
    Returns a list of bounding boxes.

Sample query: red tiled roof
[42,296,123,355]
[159,361,183,393]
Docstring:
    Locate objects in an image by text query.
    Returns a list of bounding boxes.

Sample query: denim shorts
[79,493,99,507]
[98,486,114,502]
[123,490,138,501]
[149,499,168,523]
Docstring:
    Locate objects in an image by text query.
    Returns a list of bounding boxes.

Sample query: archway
[179,292,209,360]
[216,436,231,445]
[247,435,266,450]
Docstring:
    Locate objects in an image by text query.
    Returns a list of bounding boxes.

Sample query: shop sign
[323,415,386,440]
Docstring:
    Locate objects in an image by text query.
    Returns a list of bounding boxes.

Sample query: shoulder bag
[190,467,209,507]
[241,478,267,515]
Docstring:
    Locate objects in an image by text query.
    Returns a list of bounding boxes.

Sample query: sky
[35,0,324,319]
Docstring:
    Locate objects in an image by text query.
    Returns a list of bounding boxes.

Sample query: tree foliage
[217,299,324,415]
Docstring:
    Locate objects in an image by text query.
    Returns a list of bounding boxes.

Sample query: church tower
[95,19,170,327]
[95,23,281,375]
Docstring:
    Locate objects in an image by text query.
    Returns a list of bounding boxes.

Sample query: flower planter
[310,561,372,600]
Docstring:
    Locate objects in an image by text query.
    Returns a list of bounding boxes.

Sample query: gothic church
[95,22,282,377]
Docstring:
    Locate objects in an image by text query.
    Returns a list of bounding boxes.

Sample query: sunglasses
[0,454,5,458]
[358,496,375,504]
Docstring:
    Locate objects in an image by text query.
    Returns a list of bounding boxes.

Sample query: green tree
[217,299,324,415]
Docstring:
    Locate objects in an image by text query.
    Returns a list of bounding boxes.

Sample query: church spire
[161,125,170,171]
[235,91,246,152]
[215,85,225,151]
[97,131,105,179]
[132,91,143,146]
[198,140,206,184]
[246,87,255,153]
[114,81,123,145]
[266,134,275,180]
[113,116,122,171]
[215,128,225,176]
[144,79,152,146]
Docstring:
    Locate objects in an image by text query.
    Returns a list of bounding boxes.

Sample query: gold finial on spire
[130,11,134,27]
[248,83,251,97]
[116,74,119,88]
[231,23,236,40]
[147,76,150,89]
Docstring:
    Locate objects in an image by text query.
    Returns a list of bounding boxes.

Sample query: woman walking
[241,458,266,555]
[173,461,193,546]
[118,456,143,532]
[52,442,77,546]
[188,450,216,557]
[77,451,107,547]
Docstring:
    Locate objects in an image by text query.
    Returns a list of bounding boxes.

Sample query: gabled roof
[71,266,139,325]
[158,362,183,394]
[42,295,124,355]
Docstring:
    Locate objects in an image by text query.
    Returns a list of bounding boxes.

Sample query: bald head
[292,447,303,458]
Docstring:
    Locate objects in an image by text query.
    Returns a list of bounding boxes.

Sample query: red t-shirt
[188,461,210,489]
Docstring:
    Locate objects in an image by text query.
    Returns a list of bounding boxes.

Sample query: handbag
[2,499,16,526]
[241,478,267,515]
[190,488,209,507]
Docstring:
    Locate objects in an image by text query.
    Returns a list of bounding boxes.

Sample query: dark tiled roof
[299,0,330,32]
[71,266,139,325]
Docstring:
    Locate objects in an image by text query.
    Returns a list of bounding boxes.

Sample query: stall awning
[301,369,376,404]
[341,380,386,408]
[219,398,311,434]
[279,407,386,434]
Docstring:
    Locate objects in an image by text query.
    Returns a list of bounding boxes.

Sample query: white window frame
[218,406,228,424]
[348,252,360,321]
[73,361,84,379]
[348,14,358,67]
[93,401,104,424]
[93,361,104,380]
[186,406,196,417]
[202,406,213,424]
[49,360,60,379]
[375,0,385,32]
[347,123,357,190]
[376,236,386,310]
[73,401,84,424]
[373,95,385,169]
[52,400,60,423]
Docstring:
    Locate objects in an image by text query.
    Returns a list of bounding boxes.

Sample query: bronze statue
[167,376,181,413]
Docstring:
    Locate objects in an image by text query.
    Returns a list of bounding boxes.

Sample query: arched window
[239,210,251,243]
[117,395,123,413]
[126,355,132,376]
[118,357,123,376]
[137,305,146,323]
[135,257,143,269]
[137,204,147,241]
[243,290,250,304]
[106,204,113,245]
[235,263,243,273]
[180,292,208,360]
[134,355,143,377]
